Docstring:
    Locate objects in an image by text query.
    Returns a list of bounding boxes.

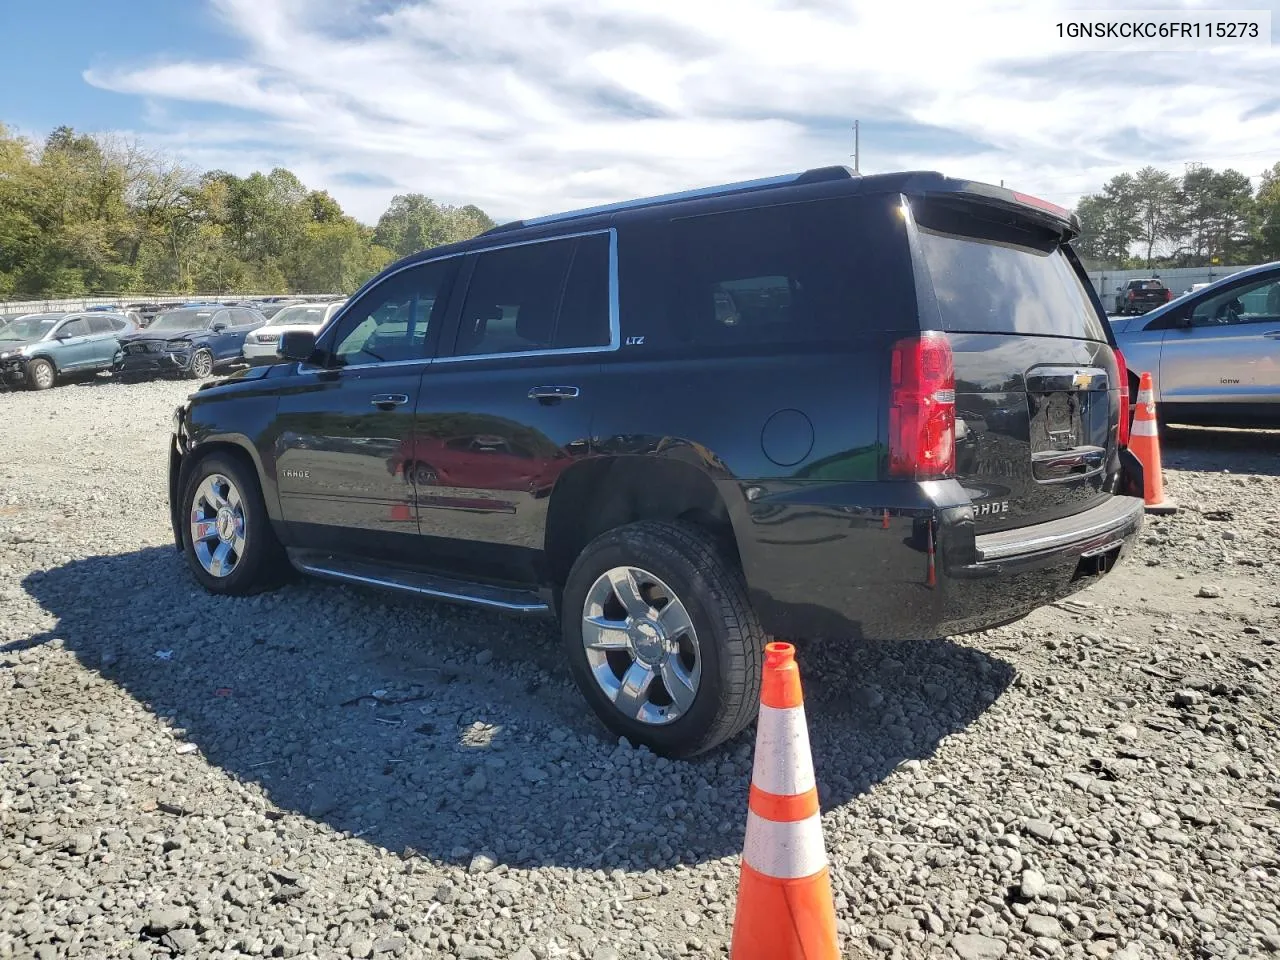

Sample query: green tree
[1177,166,1255,265]
[373,193,495,258]
[1253,162,1280,262]
[1131,166,1182,268]
[0,123,495,298]
[1074,173,1141,266]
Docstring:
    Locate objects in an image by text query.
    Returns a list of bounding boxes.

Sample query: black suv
[1113,278,1173,315]
[168,167,1144,756]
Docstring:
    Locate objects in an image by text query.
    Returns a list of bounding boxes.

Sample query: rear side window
[555,234,611,348]
[87,316,114,334]
[913,200,1108,341]
[669,195,915,344]
[453,233,611,357]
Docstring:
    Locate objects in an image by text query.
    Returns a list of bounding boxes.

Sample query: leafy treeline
[0,124,495,298]
[1074,162,1280,269]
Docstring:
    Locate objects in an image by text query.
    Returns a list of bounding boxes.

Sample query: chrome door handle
[528,385,580,400]
[370,393,410,408]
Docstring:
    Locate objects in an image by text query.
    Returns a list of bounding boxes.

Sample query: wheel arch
[543,455,741,591]
[171,436,273,547]
[26,352,59,372]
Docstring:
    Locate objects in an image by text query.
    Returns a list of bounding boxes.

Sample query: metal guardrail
[0,293,343,315]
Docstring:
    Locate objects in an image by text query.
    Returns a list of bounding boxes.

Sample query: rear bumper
[734,480,1144,642]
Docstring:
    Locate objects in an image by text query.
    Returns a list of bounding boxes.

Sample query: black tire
[26,358,55,391]
[188,348,214,379]
[561,520,765,758]
[179,452,288,595]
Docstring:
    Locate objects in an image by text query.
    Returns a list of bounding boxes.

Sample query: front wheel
[561,520,765,758]
[188,348,214,379]
[180,452,287,595]
[27,358,55,391]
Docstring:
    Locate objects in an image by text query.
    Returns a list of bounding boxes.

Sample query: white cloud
[83,0,1280,223]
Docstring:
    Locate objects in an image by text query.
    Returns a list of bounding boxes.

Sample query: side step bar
[287,549,553,616]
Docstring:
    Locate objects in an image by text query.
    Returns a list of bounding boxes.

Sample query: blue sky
[3,0,1280,224]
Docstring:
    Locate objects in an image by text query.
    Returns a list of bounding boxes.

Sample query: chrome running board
[287,549,552,615]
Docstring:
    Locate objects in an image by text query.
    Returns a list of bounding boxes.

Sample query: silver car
[1111,262,1280,428]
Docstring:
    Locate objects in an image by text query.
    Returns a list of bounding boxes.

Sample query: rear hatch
[1129,281,1169,308]
[910,193,1120,533]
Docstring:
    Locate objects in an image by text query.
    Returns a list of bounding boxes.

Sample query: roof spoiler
[903,173,1080,239]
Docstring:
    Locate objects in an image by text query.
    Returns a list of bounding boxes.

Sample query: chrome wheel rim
[189,473,246,578]
[582,566,701,726]
[32,363,53,388]
[192,351,213,377]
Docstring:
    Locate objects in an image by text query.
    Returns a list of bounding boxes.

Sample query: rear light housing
[1114,347,1131,447]
[1164,288,1173,301]
[889,333,956,479]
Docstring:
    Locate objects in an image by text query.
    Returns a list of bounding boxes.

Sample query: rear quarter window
[668,194,916,345]
[913,200,1109,342]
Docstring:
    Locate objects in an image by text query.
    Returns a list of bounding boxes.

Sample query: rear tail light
[1114,347,1131,447]
[889,333,956,479]
[1164,288,1173,301]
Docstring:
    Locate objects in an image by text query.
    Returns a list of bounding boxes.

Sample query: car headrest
[515,302,555,346]
[1267,284,1280,315]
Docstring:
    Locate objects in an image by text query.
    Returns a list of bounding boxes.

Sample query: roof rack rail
[481,165,856,236]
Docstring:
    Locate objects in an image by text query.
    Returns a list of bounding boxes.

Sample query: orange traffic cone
[1129,371,1177,515]
[730,642,839,960]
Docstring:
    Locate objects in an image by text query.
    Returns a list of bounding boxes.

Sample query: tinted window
[455,238,576,356]
[669,196,915,344]
[230,308,261,327]
[329,260,456,365]
[87,316,115,334]
[914,201,1108,341]
[553,234,611,348]
[58,318,90,338]
[1190,275,1280,327]
[110,317,129,331]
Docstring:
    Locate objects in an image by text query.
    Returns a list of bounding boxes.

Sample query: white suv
[242,300,347,363]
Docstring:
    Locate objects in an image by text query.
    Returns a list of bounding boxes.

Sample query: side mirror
[211,322,228,333]
[280,330,317,362]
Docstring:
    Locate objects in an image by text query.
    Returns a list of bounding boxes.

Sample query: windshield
[0,317,60,341]
[148,310,214,333]
[267,304,332,327]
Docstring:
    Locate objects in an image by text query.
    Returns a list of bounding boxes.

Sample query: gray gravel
[2,378,1279,959]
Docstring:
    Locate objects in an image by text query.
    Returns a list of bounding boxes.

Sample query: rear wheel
[562,520,765,757]
[27,359,55,391]
[180,452,287,595]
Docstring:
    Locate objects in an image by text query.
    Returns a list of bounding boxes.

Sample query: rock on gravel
[1,381,1279,959]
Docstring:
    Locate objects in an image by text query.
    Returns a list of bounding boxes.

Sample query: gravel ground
[1,376,1279,960]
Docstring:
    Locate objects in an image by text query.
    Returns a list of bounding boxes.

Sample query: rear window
[913,201,1108,342]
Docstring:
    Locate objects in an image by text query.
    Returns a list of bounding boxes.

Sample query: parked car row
[0,298,346,390]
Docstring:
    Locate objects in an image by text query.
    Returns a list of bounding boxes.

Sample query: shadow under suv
[168,167,1144,757]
